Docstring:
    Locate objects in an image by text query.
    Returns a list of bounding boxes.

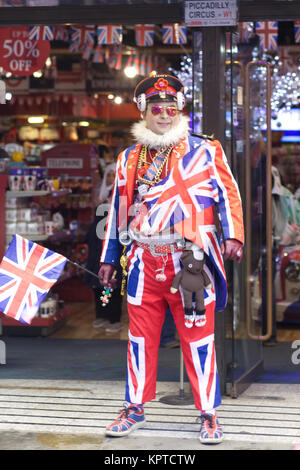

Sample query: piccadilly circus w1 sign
[0,27,50,76]
[185,1,237,27]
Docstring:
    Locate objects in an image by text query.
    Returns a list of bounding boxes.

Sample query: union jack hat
[134,74,185,112]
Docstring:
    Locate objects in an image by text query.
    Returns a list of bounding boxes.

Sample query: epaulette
[191,133,214,141]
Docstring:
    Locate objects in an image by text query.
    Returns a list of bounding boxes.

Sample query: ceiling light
[28,116,44,124]
[33,70,43,78]
[114,96,122,104]
[124,66,137,78]
[79,121,90,127]
[5,92,12,101]
[107,93,114,100]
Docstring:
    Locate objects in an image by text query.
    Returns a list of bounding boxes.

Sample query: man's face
[144,100,180,135]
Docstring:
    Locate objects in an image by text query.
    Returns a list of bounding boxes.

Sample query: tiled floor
[0,379,299,449]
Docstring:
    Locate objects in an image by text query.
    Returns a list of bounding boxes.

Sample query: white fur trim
[131,114,190,148]
[177,91,185,110]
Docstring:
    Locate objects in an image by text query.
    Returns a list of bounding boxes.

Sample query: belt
[134,240,184,257]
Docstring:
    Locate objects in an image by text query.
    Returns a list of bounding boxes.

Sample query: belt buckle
[149,241,162,257]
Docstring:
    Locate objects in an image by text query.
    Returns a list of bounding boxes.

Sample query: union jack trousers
[124,243,221,411]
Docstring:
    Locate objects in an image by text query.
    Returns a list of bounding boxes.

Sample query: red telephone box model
[41,143,99,179]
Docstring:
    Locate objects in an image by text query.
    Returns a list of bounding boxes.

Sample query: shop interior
[0,20,299,349]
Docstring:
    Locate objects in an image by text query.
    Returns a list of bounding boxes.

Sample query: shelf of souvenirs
[5,233,49,243]
[0,304,71,329]
[6,188,72,198]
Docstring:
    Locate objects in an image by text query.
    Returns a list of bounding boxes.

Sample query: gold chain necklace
[137,145,173,186]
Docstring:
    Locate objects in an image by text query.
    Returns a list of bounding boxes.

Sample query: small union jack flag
[0,234,67,324]
[238,22,254,44]
[139,53,146,75]
[93,45,104,63]
[0,0,24,5]
[146,55,152,75]
[278,46,294,73]
[125,54,133,68]
[69,39,82,53]
[82,43,93,61]
[29,26,54,41]
[135,24,154,47]
[132,52,139,72]
[162,23,187,45]
[97,25,122,45]
[54,25,69,42]
[70,25,95,45]
[106,45,122,70]
[255,21,278,50]
[295,21,300,44]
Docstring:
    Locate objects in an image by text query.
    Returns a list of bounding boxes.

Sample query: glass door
[224,38,273,397]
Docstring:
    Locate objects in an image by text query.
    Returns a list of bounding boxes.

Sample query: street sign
[185,1,237,27]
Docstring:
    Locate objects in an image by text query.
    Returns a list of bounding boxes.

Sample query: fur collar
[131,114,190,149]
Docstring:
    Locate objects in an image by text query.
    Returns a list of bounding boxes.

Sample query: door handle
[245,61,273,341]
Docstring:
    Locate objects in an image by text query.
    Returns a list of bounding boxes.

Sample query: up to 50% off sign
[0,27,50,76]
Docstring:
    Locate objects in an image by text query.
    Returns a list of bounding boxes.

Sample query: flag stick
[67,259,99,280]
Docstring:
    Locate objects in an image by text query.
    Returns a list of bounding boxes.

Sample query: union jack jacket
[100,134,244,311]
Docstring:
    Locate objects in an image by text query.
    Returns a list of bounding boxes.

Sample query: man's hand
[221,239,243,263]
[98,263,117,288]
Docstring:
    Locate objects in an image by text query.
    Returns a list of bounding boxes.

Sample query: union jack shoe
[199,413,224,444]
[184,314,194,328]
[195,310,206,327]
[184,307,194,328]
[106,403,146,437]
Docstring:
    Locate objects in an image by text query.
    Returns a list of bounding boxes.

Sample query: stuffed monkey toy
[170,247,211,328]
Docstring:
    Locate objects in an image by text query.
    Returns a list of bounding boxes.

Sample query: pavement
[0,378,299,452]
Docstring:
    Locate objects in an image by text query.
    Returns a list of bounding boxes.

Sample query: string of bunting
[2,21,298,74]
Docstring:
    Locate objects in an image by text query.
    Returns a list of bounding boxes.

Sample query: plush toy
[170,246,211,328]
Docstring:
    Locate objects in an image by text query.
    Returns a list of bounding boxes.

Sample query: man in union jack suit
[99,73,244,444]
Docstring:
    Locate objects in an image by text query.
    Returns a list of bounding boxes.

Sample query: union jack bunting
[125,54,133,68]
[238,22,254,44]
[29,25,54,41]
[162,23,187,45]
[0,234,67,324]
[82,42,93,61]
[132,52,139,74]
[278,46,294,73]
[70,25,95,45]
[255,21,278,50]
[0,0,24,5]
[139,53,146,75]
[92,45,104,63]
[134,24,154,47]
[146,55,152,75]
[106,45,122,70]
[97,25,122,45]
[69,40,82,53]
[295,21,300,44]
[54,25,69,42]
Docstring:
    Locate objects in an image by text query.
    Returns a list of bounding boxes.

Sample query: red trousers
[125,244,221,411]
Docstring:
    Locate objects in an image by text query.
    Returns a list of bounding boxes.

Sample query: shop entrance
[0,2,299,393]
[191,21,300,396]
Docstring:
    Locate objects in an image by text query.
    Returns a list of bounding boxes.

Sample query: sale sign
[0,27,50,76]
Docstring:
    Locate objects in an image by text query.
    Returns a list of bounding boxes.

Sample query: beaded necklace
[137,144,173,186]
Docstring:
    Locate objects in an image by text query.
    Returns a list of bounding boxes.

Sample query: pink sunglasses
[150,105,178,117]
